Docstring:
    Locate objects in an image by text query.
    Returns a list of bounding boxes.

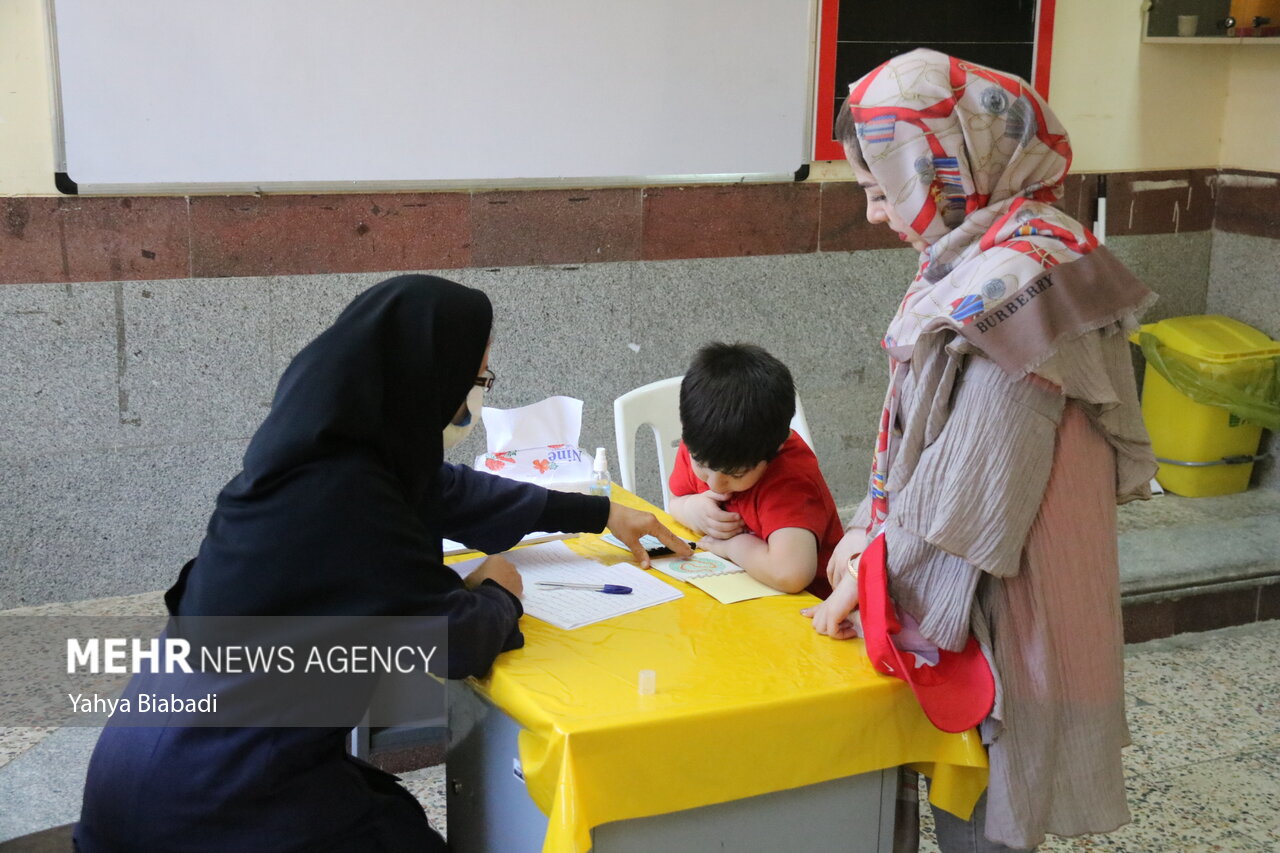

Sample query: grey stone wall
[1109,232,1213,323]
[1206,231,1280,489]
[0,237,1213,606]
[1207,232,1280,340]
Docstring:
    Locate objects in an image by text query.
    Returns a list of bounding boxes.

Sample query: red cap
[857,533,995,733]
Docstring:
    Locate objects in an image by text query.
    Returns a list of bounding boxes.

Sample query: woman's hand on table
[465,554,523,599]
[825,528,868,592]
[670,492,744,540]
[607,503,694,568]
[802,568,860,639]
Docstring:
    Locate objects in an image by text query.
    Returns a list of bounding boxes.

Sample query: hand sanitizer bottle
[590,447,612,498]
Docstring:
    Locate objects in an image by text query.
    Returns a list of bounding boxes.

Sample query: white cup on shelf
[1177,15,1199,37]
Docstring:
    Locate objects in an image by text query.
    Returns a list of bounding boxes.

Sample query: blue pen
[535,581,633,595]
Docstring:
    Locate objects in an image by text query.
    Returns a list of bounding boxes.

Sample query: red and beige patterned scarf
[847,49,1154,535]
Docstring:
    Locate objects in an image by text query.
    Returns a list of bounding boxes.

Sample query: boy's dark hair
[679,342,795,473]
[833,92,868,168]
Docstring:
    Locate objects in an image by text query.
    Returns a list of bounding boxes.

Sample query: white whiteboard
[49,0,817,193]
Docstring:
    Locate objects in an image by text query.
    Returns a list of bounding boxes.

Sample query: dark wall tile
[369,741,445,775]
[1,197,189,285]
[5,167,1271,286]
[470,189,641,268]
[189,193,470,278]
[1173,587,1259,635]
[819,182,907,251]
[1257,582,1280,622]
[642,184,820,261]
[1105,169,1216,237]
[2,197,68,284]
[1214,170,1280,239]
[1055,174,1094,227]
[1122,598,1176,644]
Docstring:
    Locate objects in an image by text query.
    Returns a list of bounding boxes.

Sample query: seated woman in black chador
[75,275,687,852]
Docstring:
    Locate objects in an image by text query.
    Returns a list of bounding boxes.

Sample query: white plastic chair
[613,375,813,511]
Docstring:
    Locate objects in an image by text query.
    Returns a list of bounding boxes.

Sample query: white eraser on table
[638,669,656,696]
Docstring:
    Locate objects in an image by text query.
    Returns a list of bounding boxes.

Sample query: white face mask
[442,384,485,450]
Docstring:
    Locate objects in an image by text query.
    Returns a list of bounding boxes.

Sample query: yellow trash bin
[1132,315,1280,497]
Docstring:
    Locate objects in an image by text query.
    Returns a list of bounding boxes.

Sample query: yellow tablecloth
[463,489,988,853]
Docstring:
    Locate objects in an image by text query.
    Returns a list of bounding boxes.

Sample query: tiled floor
[2,620,1277,850]
[920,621,1280,852]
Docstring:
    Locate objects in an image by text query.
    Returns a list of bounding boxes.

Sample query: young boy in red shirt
[667,343,842,598]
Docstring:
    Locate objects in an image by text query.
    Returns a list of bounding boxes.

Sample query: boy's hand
[802,568,860,639]
[465,554,523,599]
[607,503,694,568]
[684,491,744,540]
[825,528,869,591]
[696,533,736,559]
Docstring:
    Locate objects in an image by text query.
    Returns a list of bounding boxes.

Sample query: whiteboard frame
[43,0,68,174]
[44,1,822,196]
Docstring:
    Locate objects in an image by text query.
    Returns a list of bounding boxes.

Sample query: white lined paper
[454,541,682,630]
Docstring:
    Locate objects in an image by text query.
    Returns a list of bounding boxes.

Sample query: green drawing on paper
[659,555,743,580]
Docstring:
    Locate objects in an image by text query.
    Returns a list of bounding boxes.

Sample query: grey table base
[446,683,895,853]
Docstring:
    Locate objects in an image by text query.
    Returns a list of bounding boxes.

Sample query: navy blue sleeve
[438,463,610,553]
[438,463,549,553]
[441,580,525,678]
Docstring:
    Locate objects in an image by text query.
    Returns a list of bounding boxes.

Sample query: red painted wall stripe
[813,0,843,162]
[1034,0,1057,99]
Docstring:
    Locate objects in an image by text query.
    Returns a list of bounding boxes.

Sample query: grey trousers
[930,790,1037,853]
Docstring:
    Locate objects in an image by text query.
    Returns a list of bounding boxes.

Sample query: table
[446,489,988,853]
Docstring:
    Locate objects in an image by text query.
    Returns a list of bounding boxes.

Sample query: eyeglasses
[473,369,496,391]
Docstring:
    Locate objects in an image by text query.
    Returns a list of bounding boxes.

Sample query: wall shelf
[1144,34,1280,42]
[1144,35,1235,41]
[1143,3,1280,43]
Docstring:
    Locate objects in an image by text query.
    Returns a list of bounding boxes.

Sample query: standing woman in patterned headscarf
[804,50,1157,851]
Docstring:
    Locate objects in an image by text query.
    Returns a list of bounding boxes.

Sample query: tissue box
[475,396,595,493]
[474,444,594,494]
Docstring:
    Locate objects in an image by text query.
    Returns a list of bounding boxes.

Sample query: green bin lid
[1132,315,1280,363]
